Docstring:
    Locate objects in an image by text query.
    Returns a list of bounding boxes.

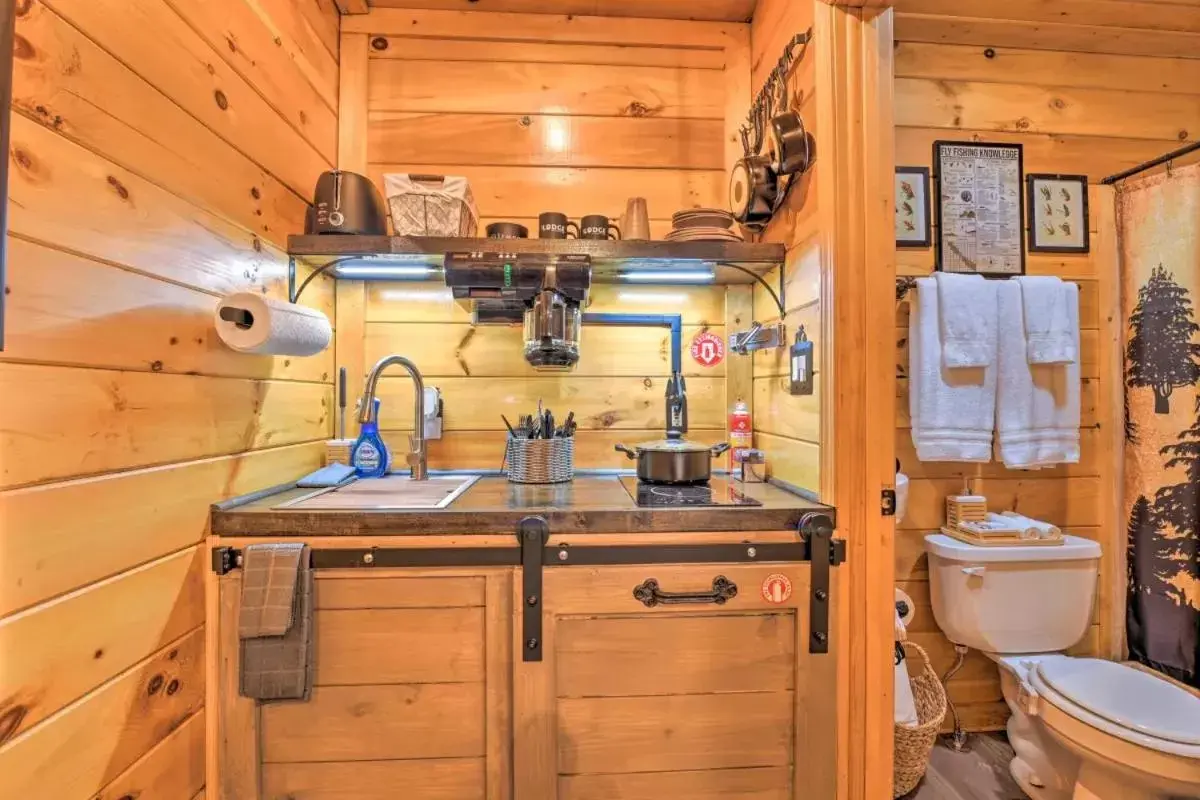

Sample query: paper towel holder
[219,306,254,329]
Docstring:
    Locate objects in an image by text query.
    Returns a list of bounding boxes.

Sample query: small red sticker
[762,573,792,605]
[690,331,725,367]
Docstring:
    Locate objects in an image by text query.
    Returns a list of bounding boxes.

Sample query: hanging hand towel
[995,281,1081,468]
[238,542,314,702]
[909,277,997,462]
[935,272,997,368]
[1016,276,1077,365]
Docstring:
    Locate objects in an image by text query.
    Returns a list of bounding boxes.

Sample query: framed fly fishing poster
[1027,173,1090,253]
[933,141,1025,276]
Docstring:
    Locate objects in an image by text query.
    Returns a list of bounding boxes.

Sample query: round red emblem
[761,573,793,605]
[690,331,725,367]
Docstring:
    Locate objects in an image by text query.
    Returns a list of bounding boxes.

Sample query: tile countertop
[210,473,834,537]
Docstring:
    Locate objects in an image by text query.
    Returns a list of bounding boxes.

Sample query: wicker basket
[894,642,949,797]
[505,437,574,484]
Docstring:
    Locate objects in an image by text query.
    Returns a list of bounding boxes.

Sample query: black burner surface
[620,476,763,508]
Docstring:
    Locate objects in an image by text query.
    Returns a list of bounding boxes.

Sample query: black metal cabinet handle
[632,576,737,608]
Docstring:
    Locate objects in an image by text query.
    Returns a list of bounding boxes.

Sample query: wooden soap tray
[940,526,1065,547]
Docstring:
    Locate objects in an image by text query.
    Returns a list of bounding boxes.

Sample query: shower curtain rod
[1101,139,1200,185]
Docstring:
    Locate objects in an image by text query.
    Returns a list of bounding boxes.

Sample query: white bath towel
[995,281,1080,468]
[909,278,997,462]
[1017,276,1077,365]
[935,272,996,368]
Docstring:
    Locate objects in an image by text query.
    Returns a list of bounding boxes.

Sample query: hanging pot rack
[739,29,812,159]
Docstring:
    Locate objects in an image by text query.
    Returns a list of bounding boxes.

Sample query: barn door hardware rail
[210,512,844,657]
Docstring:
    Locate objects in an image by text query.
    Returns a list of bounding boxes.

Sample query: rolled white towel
[1000,511,1062,539]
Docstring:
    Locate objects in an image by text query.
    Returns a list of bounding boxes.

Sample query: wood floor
[905,734,1028,800]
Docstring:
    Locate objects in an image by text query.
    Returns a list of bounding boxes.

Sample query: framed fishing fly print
[1027,173,1090,253]
[896,166,932,247]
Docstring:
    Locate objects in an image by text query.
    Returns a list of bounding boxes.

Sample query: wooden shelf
[286,235,785,285]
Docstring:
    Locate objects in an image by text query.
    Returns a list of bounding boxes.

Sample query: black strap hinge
[799,513,842,654]
[517,516,550,663]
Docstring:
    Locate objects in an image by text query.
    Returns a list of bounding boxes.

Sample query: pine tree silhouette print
[1154,402,1200,611]
[1126,495,1155,664]
[1126,264,1200,414]
[1147,398,1200,685]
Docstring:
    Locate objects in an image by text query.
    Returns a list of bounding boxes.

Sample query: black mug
[580,214,621,240]
[538,212,580,239]
[486,222,529,239]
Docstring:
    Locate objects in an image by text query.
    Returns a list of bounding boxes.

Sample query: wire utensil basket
[505,436,575,484]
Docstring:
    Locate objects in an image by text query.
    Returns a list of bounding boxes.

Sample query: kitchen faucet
[359,355,427,480]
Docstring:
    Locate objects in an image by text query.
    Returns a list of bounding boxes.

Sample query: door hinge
[881,488,897,516]
[211,546,241,575]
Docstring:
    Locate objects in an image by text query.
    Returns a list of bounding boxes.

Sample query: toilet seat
[1030,658,1200,758]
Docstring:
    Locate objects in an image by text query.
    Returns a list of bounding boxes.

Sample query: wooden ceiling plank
[364,0,756,23]
[343,7,745,48]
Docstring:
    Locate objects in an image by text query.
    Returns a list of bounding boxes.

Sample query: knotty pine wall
[749,0,824,497]
[339,9,753,467]
[0,0,337,795]
[890,0,1197,731]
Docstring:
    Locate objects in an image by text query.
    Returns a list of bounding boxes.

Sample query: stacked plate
[666,208,743,242]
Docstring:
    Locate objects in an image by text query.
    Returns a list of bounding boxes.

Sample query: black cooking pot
[615,439,731,485]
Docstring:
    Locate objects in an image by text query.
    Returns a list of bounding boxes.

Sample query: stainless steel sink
[276,475,479,510]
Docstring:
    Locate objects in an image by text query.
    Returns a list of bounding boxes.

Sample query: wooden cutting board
[277,476,477,510]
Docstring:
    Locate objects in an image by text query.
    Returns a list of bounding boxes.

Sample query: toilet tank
[923,534,1101,654]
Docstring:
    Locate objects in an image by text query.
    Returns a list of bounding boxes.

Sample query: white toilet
[924,533,1200,800]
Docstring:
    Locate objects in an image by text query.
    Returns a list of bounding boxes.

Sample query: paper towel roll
[215,292,331,356]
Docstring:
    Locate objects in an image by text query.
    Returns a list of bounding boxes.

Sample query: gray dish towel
[238,543,314,701]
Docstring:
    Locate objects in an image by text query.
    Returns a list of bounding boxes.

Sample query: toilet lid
[1035,658,1200,746]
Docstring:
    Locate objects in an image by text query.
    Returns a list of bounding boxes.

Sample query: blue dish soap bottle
[351,398,390,478]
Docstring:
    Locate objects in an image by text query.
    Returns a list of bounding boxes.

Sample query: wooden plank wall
[0,0,337,796]
[891,0,1193,731]
[750,0,824,495]
[345,9,748,465]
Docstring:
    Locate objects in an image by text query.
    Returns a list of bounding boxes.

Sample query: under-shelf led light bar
[617,269,715,283]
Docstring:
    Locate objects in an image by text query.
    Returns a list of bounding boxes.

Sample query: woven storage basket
[505,437,574,484]
[894,642,948,797]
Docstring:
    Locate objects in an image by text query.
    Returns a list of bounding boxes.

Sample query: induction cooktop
[619,476,763,508]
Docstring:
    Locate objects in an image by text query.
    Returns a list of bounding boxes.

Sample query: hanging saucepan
[769,110,812,176]
[615,439,732,485]
[729,154,779,230]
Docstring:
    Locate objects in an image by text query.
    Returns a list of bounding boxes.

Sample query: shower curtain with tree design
[1121,165,1200,689]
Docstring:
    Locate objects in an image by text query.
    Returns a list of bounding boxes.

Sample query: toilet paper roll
[895,586,916,629]
[215,292,332,357]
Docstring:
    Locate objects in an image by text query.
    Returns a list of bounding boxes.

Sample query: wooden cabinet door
[217,568,514,800]
[513,563,838,800]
